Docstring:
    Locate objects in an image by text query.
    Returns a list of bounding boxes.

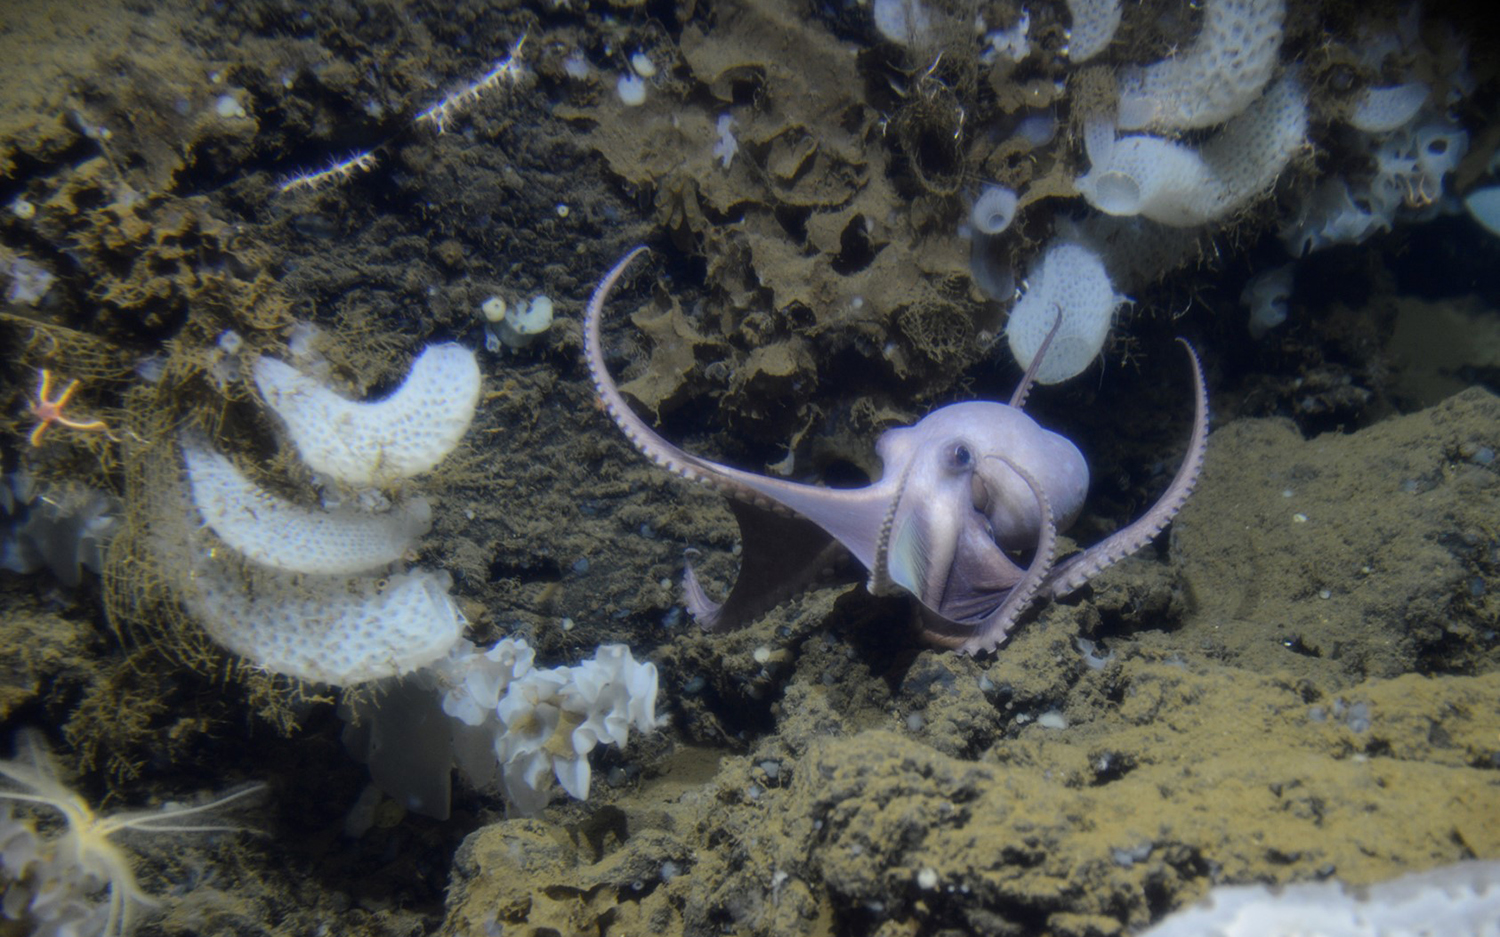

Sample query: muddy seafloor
[1,0,1498,935]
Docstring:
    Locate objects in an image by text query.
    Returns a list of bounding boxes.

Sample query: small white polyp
[182,436,431,575]
[254,343,480,487]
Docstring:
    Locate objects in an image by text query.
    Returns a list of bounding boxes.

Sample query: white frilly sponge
[1006,242,1123,384]
[254,343,480,487]
[436,638,662,814]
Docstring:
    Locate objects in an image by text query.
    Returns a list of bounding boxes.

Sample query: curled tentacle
[957,454,1058,655]
[1044,339,1209,596]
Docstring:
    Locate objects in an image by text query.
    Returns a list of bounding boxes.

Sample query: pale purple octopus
[585,247,1208,655]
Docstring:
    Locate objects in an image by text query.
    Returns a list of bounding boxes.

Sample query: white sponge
[1139,861,1500,937]
[1241,263,1293,338]
[254,343,480,487]
[1006,242,1123,384]
[970,184,1019,235]
[561,644,661,755]
[1117,0,1285,131]
[1350,82,1428,133]
[182,437,430,575]
[184,566,465,685]
[435,637,535,727]
[432,641,662,814]
[1079,71,1306,227]
[1065,0,1122,62]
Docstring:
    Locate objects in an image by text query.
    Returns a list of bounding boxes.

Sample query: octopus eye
[947,443,973,471]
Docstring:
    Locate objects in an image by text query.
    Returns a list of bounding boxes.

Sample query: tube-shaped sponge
[1117,0,1284,131]
[254,343,480,487]
[1078,71,1306,226]
[184,565,465,685]
[1006,242,1123,384]
[970,184,1019,235]
[1065,0,1122,62]
[183,436,431,575]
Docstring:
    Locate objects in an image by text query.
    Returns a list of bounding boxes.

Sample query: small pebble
[215,94,246,118]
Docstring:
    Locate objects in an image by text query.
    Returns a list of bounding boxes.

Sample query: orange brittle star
[26,368,113,447]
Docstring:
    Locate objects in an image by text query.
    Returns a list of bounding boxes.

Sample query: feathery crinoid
[0,729,266,936]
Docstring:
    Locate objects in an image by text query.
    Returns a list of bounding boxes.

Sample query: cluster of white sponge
[1282,93,1466,256]
[1078,71,1307,227]
[1280,9,1471,256]
[435,638,662,815]
[1006,242,1123,384]
[181,343,479,685]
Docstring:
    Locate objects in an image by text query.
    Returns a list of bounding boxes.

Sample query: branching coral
[0,729,265,936]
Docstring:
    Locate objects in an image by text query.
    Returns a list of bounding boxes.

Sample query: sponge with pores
[1117,0,1284,131]
[254,343,480,487]
[1078,71,1306,227]
[1006,242,1123,384]
[184,565,464,685]
[183,436,431,575]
